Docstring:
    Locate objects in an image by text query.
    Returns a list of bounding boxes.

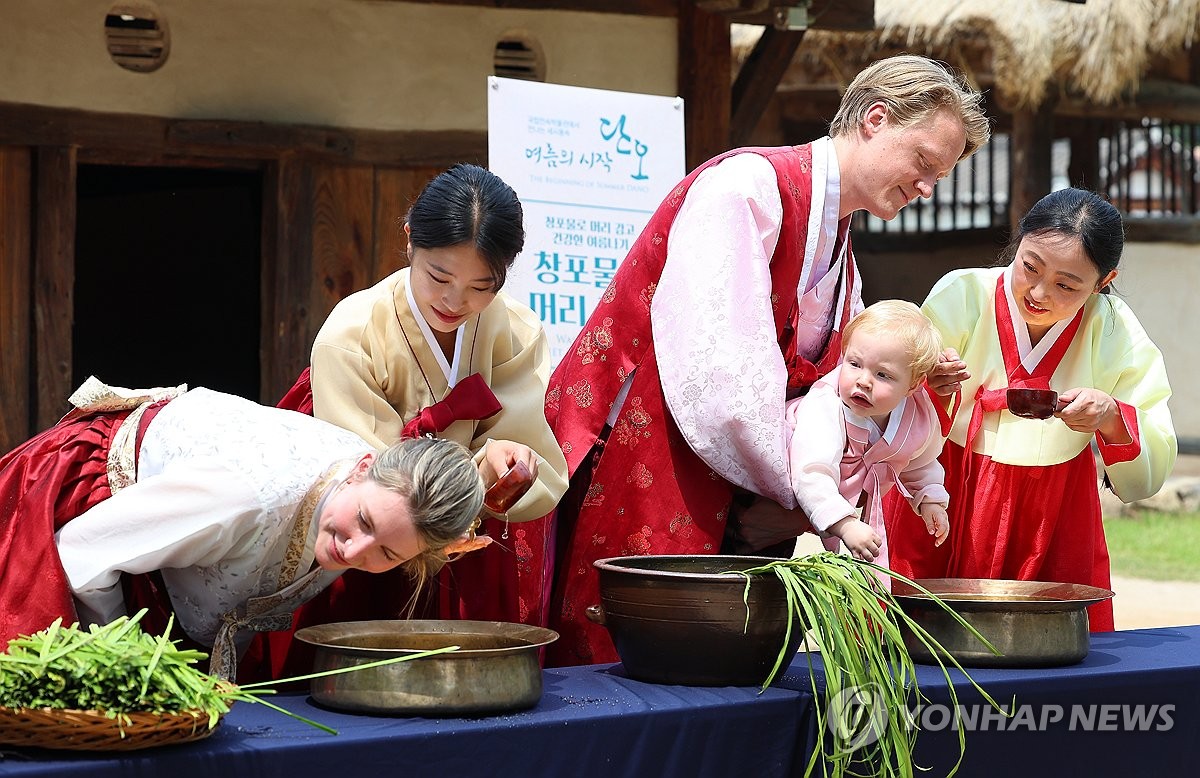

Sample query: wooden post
[0,147,32,451]
[678,0,731,172]
[730,26,806,148]
[1066,119,1101,190]
[261,154,313,405]
[372,167,440,281]
[1009,99,1056,232]
[33,146,76,431]
[260,157,376,404]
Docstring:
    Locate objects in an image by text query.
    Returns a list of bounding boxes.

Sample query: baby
[787,300,950,571]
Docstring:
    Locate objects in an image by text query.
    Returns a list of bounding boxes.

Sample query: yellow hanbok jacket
[926,266,1176,502]
[309,268,568,521]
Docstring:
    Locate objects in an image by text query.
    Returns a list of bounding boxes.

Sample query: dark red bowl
[1007,388,1059,419]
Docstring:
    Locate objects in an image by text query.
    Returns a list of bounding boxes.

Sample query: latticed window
[1096,118,1200,217]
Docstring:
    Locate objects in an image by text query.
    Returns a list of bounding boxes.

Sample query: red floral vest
[535,144,858,665]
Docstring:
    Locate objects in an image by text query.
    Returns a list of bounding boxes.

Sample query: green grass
[1105,511,1200,582]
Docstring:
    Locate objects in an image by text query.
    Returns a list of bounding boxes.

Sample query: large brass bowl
[589,555,804,686]
[295,620,558,716]
[893,578,1114,667]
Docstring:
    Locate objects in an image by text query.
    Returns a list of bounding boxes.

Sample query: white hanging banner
[487,77,685,365]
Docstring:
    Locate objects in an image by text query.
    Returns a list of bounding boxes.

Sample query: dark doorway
[74,165,262,400]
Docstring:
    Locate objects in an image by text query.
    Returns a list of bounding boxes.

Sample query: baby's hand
[919,503,949,547]
[828,517,883,562]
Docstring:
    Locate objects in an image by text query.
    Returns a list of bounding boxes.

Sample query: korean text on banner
[487,77,685,366]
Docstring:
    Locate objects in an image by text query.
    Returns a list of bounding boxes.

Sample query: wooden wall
[0,102,454,452]
[263,159,441,409]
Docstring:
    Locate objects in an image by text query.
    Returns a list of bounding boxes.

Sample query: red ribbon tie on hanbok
[401,372,502,439]
[966,377,1052,455]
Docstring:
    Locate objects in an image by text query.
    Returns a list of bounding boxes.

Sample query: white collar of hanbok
[798,136,844,296]
[405,277,464,388]
[841,393,907,446]
[1002,264,1073,375]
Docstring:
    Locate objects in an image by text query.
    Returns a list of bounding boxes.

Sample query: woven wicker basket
[0,705,221,751]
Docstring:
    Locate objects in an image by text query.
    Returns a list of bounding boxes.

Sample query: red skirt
[241,368,548,682]
[885,441,1114,632]
[0,404,178,648]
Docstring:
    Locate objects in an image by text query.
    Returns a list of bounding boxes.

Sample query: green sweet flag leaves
[0,610,458,737]
[729,553,1010,778]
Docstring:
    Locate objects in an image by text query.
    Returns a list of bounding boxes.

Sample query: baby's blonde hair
[841,300,943,387]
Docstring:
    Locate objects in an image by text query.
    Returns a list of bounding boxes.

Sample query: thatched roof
[736,0,1200,110]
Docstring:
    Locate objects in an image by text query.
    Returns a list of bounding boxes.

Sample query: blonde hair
[829,55,991,161]
[842,300,943,387]
[368,436,484,595]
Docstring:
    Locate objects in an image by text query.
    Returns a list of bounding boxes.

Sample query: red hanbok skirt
[884,441,1114,632]
[0,404,181,648]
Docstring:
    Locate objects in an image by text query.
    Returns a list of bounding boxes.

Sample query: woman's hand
[478,440,540,486]
[1055,388,1131,444]
[926,348,970,396]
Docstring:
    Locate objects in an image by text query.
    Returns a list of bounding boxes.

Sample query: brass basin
[893,578,1114,667]
[590,555,804,686]
[295,620,558,716]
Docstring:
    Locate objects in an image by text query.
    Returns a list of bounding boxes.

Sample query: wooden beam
[0,147,32,452]
[1124,216,1200,244]
[398,0,678,15]
[806,0,874,30]
[1009,100,1055,232]
[33,146,76,430]
[0,101,487,168]
[731,26,806,147]
[1057,79,1200,124]
[678,1,731,171]
[775,85,845,138]
[728,0,875,30]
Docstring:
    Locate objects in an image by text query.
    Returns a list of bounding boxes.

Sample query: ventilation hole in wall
[105,3,170,73]
[494,35,545,82]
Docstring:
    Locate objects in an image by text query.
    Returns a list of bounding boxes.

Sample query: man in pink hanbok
[532,55,993,666]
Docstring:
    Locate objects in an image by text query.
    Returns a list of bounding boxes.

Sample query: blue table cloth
[775,624,1200,777]
[4,625,1199,777]
[0,663,810,778]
